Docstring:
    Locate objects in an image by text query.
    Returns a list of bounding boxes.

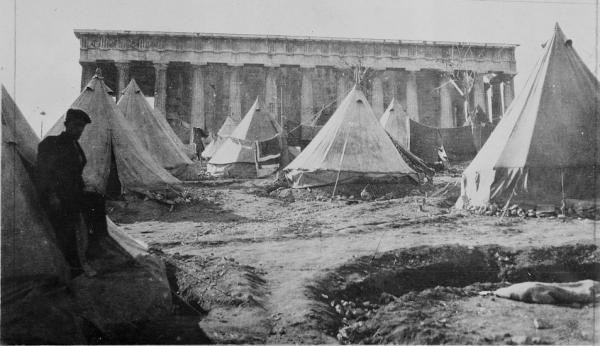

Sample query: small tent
[284,87,418,188]
[117,79,196,178]
[208,98,281,177]
[46,71,181,196]
[1,86,68,283]
[380,98,410,148]
[456,24,600,209]
[379,98,434,178]
[201,116,239,160]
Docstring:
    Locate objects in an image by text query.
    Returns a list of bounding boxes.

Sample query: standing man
[37,108,96,277]
[193,127,209,161]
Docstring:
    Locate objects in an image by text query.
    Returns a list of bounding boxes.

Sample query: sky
[0,0,598,136]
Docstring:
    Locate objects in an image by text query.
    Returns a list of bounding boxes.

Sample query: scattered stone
[362,301,370,307]
[533,318,553,329]
[277,189,295,201]
[511,335,531,344]
[531,336,551,344]
[379,292,397,304]
[489,204,499,213]
[352,308,365,317]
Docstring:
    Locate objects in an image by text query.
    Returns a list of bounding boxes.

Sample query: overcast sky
[1,0,598,136]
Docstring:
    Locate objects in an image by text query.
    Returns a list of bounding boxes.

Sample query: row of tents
[201,24,599,210]
[202,86,431,187]
[44,72,201,198]
[2,22,596,213]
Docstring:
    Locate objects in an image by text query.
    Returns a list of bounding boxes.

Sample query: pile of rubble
[467,198,599,219]
[467,203,564,218]
[330,283,559,345]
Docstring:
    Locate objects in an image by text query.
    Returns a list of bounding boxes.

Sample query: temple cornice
[75,29,517,74]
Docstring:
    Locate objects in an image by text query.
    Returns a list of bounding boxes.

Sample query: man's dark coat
[37,132,87,209]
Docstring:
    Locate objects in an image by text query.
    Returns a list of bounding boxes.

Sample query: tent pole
[560,168,566,215]
[254,141,261,177]
[332,131,350,198]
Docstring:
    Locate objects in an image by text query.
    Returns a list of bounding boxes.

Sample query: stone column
[337,70,351,106]
[389,71,399,102]
[472,72,487,119]
[491,80,503,121]
[115,61,130,102]
[190,64,206,143]
[440,77,453,127]
[371,72,384,116]
[406,70,419,121]
[80,62,96,91]
[229,65,242,119]
[265,67,278,118]
[301,67,314,125]
[502,76,515,111]
[153,63,168,116]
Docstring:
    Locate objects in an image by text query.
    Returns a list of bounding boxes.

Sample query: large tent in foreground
[117,79,196,179]
[208,98,281,178]
[2,87,173,344]
[285,87,418,188]
[1,86,68,283]
[46,71,181,196]
[201,115,239,160]
[456,24,600,209]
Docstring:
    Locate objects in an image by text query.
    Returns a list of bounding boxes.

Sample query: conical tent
[456,24,600,209]
[208,98,281,177]
[380,98,410,148]
[201,116,239,159]
[117,79,194,177]
[230,98,281,142]
[1,85,39,167]
[46,72,181,195]
[1,86,68,283]
[285,87,418,188]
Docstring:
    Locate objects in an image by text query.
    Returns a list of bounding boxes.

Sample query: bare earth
[108,171,599,344]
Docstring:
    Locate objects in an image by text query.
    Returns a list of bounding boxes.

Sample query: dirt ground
[108,168,599,344]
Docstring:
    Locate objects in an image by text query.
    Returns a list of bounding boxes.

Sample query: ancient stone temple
[75,29,517,144]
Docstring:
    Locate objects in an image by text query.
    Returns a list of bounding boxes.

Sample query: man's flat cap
[65,108,92,124]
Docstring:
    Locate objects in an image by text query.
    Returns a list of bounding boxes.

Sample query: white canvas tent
[117,79,196,178]
[284,87,418,188]
[456,24,600,209]
[46,71,181,196]
[380,98,410,148]
[208,98,281,178]
[201,116,239,160]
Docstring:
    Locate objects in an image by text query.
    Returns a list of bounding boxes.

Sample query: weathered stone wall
[76,30,518,143]
[417,70,441,127]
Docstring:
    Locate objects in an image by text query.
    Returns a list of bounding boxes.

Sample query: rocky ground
[108,167,599,344]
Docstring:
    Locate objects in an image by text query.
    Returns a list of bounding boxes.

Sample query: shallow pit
[309,244,600,344]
